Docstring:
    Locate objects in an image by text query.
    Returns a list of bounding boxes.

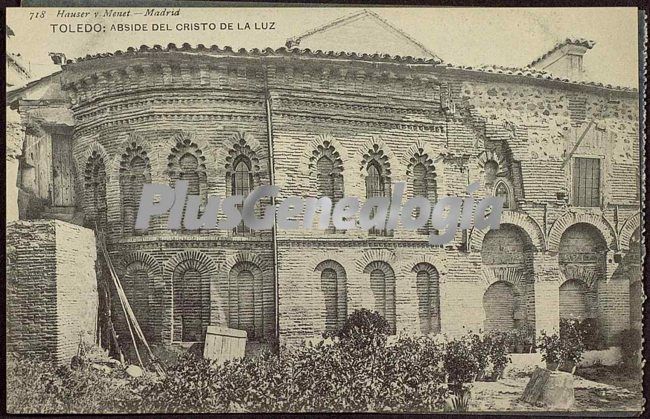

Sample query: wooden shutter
[573,157,600,207]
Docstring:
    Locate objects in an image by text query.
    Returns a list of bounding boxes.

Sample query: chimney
[528,38,595,80]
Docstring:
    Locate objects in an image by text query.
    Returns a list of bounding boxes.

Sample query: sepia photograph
[5,3,646,414]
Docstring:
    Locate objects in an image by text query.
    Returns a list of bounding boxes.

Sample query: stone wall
[7,220,97,364]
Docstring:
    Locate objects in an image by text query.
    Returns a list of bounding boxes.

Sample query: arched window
[316,260,347,333]
[123,262,154,341]
[167,135,207,232]
[173,266,210,342]
[228,262,270,340]
[414,263,440,335]
[410,151,437,234]
[366,161,390,236]
[231,157,253,234]
[484,160,499,185]
[364,261,396,333]
[120,143,151,235]
[84,151,108,232]
[313,141,344,206]
[495,180,511,209]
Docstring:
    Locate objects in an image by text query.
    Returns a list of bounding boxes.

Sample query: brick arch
[619,212,641,252]
[166,133,208,179]
[119,142,152,235]
[482,280,520,332]
[477,149,507,175]
[559,266,600,290]
[163,250,218,277]
[308,137,345,177]
[118,251,162,277]
[221,251,272,276]
[412,262,441,335]
[223,132,263,187]
[547,212,616,253]
[117,251,162,342]
[400,141,437,171]
[398,252,448,280]
[301,134,349,177]
[358,137,398,177]
[469,211,545,252]
[83,150,109,230]
[355,248,397,273]
[479,266,528,291]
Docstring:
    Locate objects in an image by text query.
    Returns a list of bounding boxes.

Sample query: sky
[6,7,641,88]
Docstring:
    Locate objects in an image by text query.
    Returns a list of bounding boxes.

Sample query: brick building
[7,11,642,352]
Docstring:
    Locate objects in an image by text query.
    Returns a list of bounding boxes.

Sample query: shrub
[571,318,606,350]
[485,331,511,378]
[7,354,141,414]
[336,308,391,349]
[618,328,642,369]
[139,310,449,413]
[538,325,585,372]
[443,336,481,387]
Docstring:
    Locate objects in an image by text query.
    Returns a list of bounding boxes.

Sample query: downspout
[262,61,280,343]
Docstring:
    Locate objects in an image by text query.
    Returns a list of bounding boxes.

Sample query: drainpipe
[262,61,280,343]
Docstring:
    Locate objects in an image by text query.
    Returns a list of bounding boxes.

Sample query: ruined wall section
[7,220,97,364]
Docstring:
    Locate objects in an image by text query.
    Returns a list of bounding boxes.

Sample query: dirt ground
[468,365,644,413]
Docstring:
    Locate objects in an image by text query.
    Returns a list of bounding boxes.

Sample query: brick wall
[7,220,97,364]
[49,50,641,347]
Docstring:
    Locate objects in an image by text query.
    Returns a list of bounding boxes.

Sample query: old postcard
[5,4,646,414]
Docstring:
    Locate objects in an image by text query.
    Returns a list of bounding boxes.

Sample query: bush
[139,310,449,413]
[443,336,481,387]
[336,308,391,349]
[618,328,642,369]
[559,318,606,351]
[538,323,585,372]
[7,354,142,414]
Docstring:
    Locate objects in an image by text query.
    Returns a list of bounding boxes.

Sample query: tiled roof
[439,63,634,92]
[528,38,596,68]
[60,43,635,93]
[67,43,442,65]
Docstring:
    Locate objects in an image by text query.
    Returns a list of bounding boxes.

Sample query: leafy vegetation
[8,310,515,413]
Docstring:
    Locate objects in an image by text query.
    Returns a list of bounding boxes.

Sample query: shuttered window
[412,162,437,234]
[416,267,441,334]
[366,161,389,236]
[573,157,600,207]
[176,269,205,342]
[369,266,396,333]
[228,264,266,340]
[316,155,343,232]
[232,158,253,234]
[121,155,148,235]
[123,267,153,341]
